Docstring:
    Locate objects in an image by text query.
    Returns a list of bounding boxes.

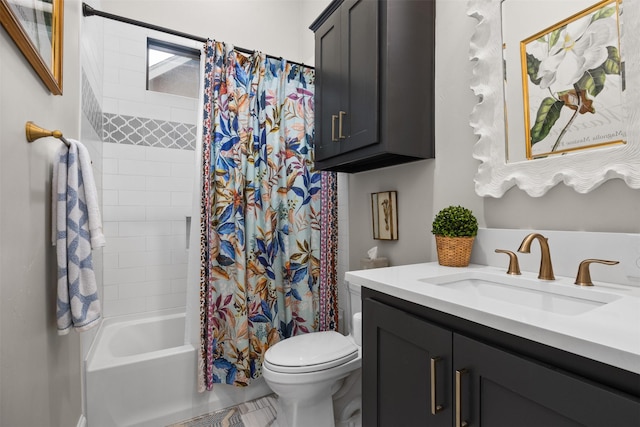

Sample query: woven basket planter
[435,235,475,267]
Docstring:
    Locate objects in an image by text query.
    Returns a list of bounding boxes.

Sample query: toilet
[262,282,362,427]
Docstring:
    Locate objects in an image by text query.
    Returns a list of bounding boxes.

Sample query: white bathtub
[85,310,271,427]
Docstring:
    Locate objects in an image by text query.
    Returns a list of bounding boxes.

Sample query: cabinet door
[314,10,342,160]
[363,298,452,427]
[339,0,379,154]
[453,334,640,427]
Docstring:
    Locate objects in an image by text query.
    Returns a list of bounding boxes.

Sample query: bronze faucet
[518,233,555,280]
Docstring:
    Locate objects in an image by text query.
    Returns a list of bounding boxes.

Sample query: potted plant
[431,205,478,267]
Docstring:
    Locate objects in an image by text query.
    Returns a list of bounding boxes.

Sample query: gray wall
[0,1,83,425]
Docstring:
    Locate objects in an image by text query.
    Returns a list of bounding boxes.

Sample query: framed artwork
[0,0,63,94]
[521,0,624,159]
[371,191,398,240]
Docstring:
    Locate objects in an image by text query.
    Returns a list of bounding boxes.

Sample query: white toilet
[262,282,362,427]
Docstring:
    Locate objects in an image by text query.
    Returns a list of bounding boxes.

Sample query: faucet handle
[495,249,521,275]
[574,259,619,286]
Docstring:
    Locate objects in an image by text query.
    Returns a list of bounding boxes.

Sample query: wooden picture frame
[371,191,398,240]
[0,0,63,94]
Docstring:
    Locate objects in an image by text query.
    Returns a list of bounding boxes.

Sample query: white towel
[53,140,103,334]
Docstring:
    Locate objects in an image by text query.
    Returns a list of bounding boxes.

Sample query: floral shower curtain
[198,40,338,391]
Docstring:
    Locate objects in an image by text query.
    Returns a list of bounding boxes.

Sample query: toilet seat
[264,331,358,374]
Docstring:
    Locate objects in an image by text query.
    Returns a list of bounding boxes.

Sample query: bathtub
[85,309,272,427]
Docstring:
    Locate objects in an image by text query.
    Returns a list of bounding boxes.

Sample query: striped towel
[52,140,105,335]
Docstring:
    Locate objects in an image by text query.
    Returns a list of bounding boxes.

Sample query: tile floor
[168,394,277,427]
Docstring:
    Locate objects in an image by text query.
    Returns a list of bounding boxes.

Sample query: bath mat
[168,394,277,427]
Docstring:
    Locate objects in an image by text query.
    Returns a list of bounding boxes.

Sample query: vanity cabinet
[362,289,640,427]
[309,0,435,173]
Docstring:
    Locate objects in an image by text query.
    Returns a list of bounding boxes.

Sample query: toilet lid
[264,331,358,374]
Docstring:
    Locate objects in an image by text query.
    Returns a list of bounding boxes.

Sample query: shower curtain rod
[81,3,312,69]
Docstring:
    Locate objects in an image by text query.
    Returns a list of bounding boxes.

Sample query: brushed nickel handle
[575,259,619,286]
[456,369,469,427]
[338,111,347,139]
[331,114,339,142]
[430,357,444,415]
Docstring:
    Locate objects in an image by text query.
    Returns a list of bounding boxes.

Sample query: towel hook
[25,121,71,147]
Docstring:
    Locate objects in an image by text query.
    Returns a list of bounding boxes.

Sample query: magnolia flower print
[525,2,622,154]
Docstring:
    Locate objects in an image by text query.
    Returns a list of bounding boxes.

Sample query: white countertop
[346,262,640,374]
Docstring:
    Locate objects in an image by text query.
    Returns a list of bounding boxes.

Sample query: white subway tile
[118,39,145,58]
[117,100,171,122]
[145,293,187,311]
[118,159,148,176]
[171,162,196,178]
[110,144,147,161]
[171,191,193,207]
[104,81,146,103]
[103,236,147,253]
[118,221,172,237]
[170,278,188,293]
[102,97,119,114]
[103,285,119,301]
[118,52,147,73]
[103,158,118,174]
[102,221,119,237]
[146,191,171,207]
[118,251,148,268]
[146,176,192,192]
[144,250,172,266]
[119,280,172,299]
[119,190,148,206]
[143,162,172,177]
[119,68,146,89]
[172,249,189,265]
[145,206,191,221]
[103,266,146,285]
[146,235,175,251]
[170,107,198,124]
[146,264,187,281]
[103,205,146,222]
[103,298,146,317]
[103,174,146,191]
[103,252,119,270]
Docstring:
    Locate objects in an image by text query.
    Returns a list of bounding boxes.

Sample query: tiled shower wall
[101,19,201,317]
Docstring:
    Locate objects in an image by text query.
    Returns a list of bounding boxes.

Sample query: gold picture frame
[520,0,624,160]
[371,191,398,240]
[0,0,63,94]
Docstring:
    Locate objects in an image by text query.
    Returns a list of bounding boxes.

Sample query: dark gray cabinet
[310,0,435,173]
[363,288,640,427]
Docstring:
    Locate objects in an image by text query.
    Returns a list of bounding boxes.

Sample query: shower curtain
[197,40,338,391]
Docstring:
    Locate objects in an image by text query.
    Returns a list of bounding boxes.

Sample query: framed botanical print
[371,191,398,240]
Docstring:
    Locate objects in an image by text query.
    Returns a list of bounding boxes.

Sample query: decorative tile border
[103,113,197,151]
[82,69,103,138]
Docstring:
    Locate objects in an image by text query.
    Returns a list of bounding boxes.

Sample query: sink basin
[419,271,622,315]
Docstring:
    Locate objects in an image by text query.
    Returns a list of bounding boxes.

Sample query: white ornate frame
[468,0,640,197]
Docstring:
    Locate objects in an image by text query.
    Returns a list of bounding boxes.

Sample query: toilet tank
[344,281,362,336]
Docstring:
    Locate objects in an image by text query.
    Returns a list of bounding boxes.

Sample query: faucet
[517,233,555,280]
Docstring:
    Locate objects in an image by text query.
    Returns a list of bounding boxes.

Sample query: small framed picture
[371,191,398,240]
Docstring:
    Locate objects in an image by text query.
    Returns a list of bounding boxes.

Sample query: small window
[147,38,201,98]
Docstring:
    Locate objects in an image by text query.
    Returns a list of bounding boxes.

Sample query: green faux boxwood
[431,206,478,238]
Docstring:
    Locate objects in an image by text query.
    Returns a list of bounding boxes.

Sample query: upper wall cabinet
[310,0,436,173]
